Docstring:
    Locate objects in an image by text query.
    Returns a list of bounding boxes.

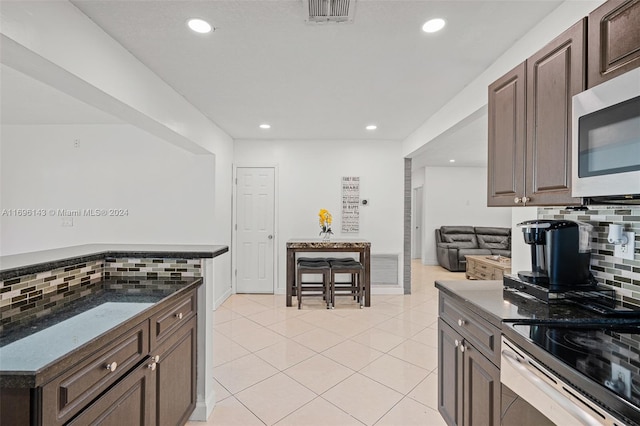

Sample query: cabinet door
[438,319,462,426]
[154,316,197,426]
[588,0,640,88]
[68,360,156,426]
[462,343,501,426]
[525,19,585,206]
[487,63,526,207]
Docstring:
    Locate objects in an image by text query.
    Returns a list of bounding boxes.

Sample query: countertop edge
[0,245,229,280]
[435,279,505,328]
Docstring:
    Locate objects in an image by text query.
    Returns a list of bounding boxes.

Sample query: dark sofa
[435,226,511,272]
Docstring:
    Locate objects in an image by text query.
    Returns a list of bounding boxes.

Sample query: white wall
[0,124,216,255]
[234,139,405,293]
[510,206,538,274]
[422,166,511,265]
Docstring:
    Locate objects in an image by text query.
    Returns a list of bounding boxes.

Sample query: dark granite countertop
[435,280,640,327]
[0,244,229,280]
[0,276,202,387]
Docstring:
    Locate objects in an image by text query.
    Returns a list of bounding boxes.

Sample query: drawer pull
[153,355,160,363]
[105,362,118,372]
[148,362,157,371]
[175,312,183,320]
[460,344,466,353]
[454,339,460,347]
[458,319,466,327]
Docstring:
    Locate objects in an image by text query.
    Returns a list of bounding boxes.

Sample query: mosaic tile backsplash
[538,205,640,308]
[0,258,201,332]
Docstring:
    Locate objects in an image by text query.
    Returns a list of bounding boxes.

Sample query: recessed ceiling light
[449,159,456,163]
[365,125,377,130]
[187,18,213,34]
[259,124,271,129]
[422,18,446,33]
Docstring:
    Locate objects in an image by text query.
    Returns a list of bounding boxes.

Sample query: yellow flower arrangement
[318,208,333,236]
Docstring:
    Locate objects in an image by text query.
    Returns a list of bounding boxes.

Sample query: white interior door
[236,167,275,293]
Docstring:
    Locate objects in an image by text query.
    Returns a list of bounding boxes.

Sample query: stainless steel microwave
[572,67,640,200]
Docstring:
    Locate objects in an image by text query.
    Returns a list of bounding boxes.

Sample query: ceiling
[1,0,564,166]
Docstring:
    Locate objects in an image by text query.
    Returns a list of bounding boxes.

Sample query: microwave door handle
[502,350,603,426]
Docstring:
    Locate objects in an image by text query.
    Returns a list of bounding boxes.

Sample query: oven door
[501,337,622,426]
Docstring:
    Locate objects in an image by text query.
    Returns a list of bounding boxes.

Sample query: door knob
[268,235,273,240]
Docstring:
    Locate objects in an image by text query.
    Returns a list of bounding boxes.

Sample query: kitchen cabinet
[588,0,640,88]
[438,294,501,426]
[488,20,585,207]
[67,360,157,426]
[1,286,199,426]
[154,316,197,426]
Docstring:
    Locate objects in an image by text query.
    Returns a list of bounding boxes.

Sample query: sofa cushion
[440,226,478,248]
[458,248,492,259]
[442,233,478,248]
[477,234,510,250]
[474,227,511,236]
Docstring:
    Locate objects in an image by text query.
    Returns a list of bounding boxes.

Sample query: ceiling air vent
[303,0,356,23]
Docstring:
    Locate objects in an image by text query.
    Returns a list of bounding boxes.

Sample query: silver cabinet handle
[105,361,118,372]
[153,355,160,363]
[459,344,466,353]
[457,319,465,327]
[514,197,522,204]
[522,196,530,205]
[175,312,183,320]
[148,362,157,371]
[454,339,460,347]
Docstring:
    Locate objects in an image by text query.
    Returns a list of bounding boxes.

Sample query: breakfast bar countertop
[0,243,229,279]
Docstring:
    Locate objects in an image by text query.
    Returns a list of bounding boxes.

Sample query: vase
[321,232,331,242]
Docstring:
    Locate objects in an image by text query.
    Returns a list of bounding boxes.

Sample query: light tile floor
[187,261,465,426]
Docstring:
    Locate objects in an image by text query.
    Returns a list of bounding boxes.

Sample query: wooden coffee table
[465,255,511,280]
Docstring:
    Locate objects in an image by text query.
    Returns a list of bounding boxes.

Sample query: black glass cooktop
[510,323,640,411]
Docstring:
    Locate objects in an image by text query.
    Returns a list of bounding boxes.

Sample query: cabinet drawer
[42,320,149,425]
[150,290,197,350]
[439,295,501,366]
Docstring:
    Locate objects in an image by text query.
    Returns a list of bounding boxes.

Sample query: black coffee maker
[517,220,593,291]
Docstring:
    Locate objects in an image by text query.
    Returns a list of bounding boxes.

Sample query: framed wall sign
[342,176,360,233]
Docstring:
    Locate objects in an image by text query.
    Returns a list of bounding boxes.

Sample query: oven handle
[502,349,603,426]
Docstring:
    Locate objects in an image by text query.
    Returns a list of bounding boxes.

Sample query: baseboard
[371,286,404,295]
[214,287,232,310]
[189,392,216,422]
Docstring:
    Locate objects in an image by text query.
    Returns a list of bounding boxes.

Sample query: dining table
[286,238,371,307]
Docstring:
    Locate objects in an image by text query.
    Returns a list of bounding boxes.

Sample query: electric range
[503,320,640,425]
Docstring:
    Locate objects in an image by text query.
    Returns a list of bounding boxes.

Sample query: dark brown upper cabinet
[588,0,640,88]
[525,19,585,207]
[488,20,585,207]
[487,63,526,207]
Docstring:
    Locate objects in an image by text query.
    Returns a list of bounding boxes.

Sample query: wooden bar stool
[328,259,364,308]
[296,259,332,309]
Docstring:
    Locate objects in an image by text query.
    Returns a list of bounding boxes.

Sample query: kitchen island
[0,244,228,425]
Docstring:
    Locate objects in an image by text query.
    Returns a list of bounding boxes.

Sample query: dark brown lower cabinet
[438,318,462,425]
[438,296,501,426]
[0,288,199,426]
[155,317,197,426]
[68,360,157,426]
